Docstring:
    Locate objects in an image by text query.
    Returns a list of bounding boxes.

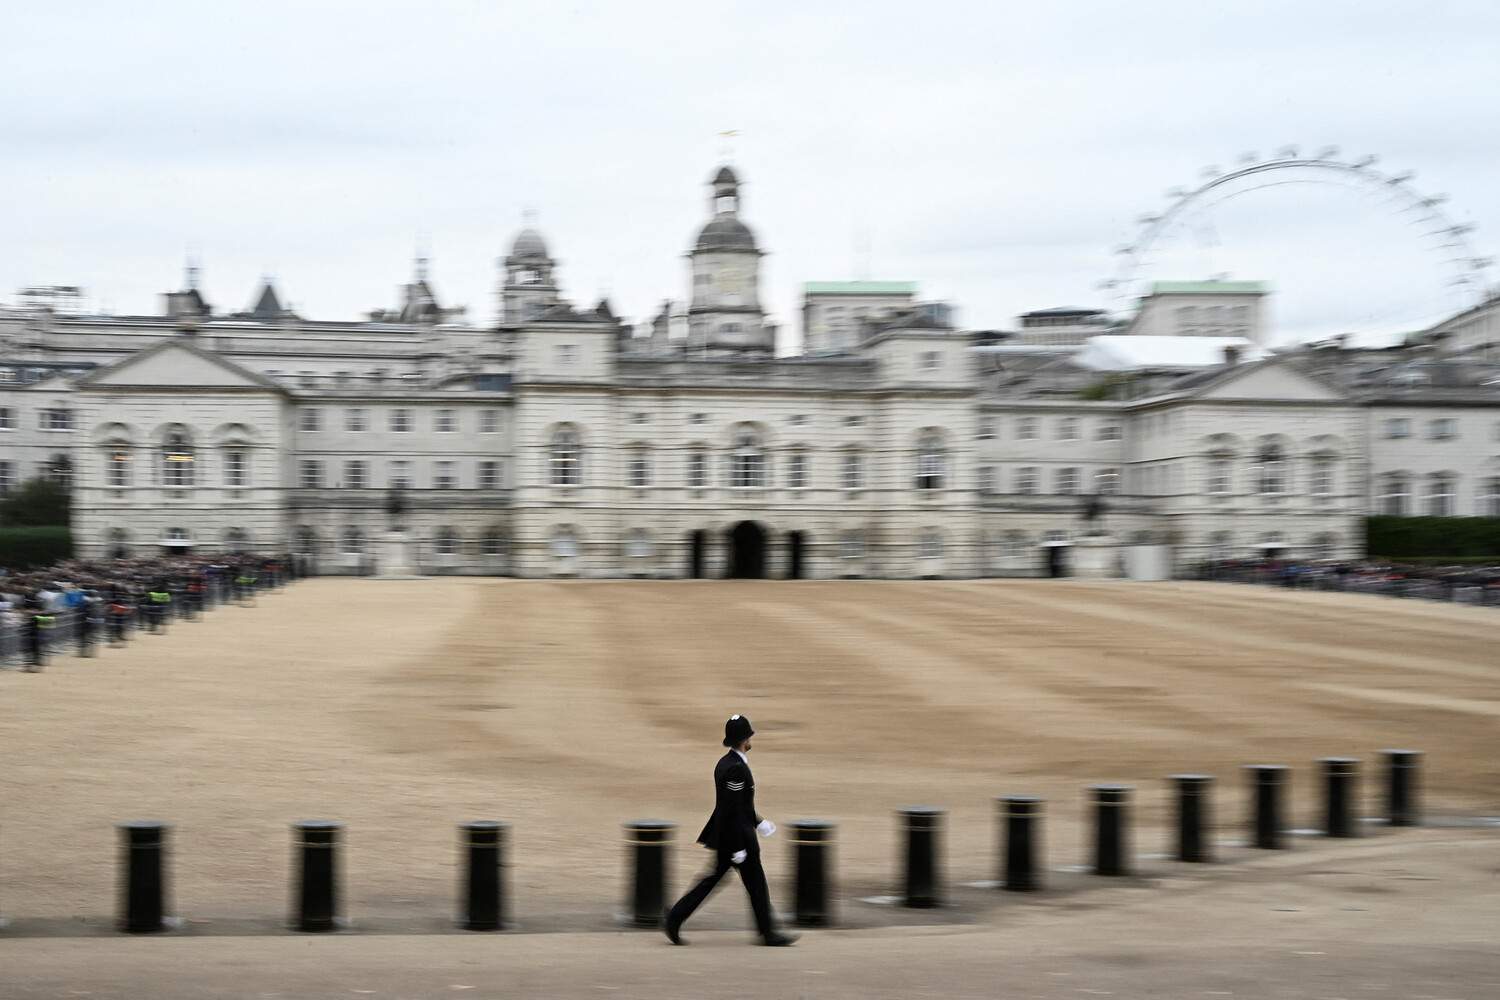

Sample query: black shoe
[762,932,799,946]
[664,915,687,945]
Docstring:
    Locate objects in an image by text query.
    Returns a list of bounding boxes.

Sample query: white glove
[731,850,747,866]
[756,819,776,837]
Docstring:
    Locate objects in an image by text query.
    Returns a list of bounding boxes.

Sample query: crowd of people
[0,553,295,671]
[1197,558,1500,604]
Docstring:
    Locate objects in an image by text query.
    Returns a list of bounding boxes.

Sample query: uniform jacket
[696,750,763,857]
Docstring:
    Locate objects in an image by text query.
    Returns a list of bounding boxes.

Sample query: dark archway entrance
[1044,544,1066,578]
[726,521,767,579]
[786,530,807,580]
[687,530,707,579]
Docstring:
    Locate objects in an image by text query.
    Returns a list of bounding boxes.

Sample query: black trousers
[668,850,774,938]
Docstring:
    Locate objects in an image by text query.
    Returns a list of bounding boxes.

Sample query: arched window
[294,526,317,555]
[731,432,765,488]
[916,433,944,489]
[162,429,195,487]
[1380,473,1410,516]
[628,449,651,488]
[1257,442,1285,495]
[107,448,133,488]
[625,530,653,558]
[481,528,508,556]
[686,449,708,489]
[1425,474,1456,517]
[48,453,73,488]
[1480,477,1500,517]
[435,527,461,555]
[551,528,579,558]
[1207,531,1233,561]
[550,427,581,486]
[226,527,248,553]
[342,528,364,554]
[1312,533,1337,561]
[916,531,943,560]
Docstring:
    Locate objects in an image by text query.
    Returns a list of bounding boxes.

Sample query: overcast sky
[4,1,1497,347]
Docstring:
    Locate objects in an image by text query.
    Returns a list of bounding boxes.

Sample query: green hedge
[0,526,74,571]
[1366,516,1500,560]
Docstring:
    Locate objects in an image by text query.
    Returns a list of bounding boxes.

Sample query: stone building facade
[1,164,1497,577]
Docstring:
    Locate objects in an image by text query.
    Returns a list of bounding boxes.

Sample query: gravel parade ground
[1,578,1496,999]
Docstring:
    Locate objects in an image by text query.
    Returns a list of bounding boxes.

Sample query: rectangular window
[555,344,578,365]
[299,460,323,489]
[844,415,863,427]
[1097,421,1122,441]
[1017,417,1037,441]
[479,409,500,433]
[1096,468,1120,495]
[478,460,501,489]
[977,418,995,439]
[344,460,367,489]
[690,413,708,425]
[1382,418,1411,439]
[41,408,75,431]
[434,461,457,490]
[978,466,995,493]
[631,412,650,424]
[299,408,322,432]
[918,351,942,371]
[435,409,456,432]
[224,451,248,488]
[389,460,412,490]
[1480,477,1500,517]
[0,406,13,430]
[1057,419,1079,441]
[345,408,367,432]
[731,451,765,488]
[842,454,863,490]
[390,409,412,432]
[687,452,707,488]
[1016,467,1037,494]
[789,414,808,426]
[787,453,808,489]
[840,532,865,559]
[0,460,12,492]
[1056,467,1079,494]
[1427,418,1457,440]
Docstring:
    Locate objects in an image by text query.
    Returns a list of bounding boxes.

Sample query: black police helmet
[723,714,755,747]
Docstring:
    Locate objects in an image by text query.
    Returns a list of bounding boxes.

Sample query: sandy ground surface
[1,578,1497,998]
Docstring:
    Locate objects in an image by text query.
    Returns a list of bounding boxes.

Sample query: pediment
[1196,362,1343,402]
[78,338,281,390]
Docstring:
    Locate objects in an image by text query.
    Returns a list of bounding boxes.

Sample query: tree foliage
[0,477,71,527]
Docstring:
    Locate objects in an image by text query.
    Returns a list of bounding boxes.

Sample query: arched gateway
[726,521,767,579]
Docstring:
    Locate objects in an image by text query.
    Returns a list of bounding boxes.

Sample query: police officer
[27,608,55,671]
[664,715,797,947]
[146,583,172,632]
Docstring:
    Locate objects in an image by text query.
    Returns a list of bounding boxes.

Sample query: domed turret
[686,164,770,354]
[499,222,560,323]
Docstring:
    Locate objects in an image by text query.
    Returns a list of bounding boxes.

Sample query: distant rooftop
[803,281,918,295]
[1149,280,1268,295]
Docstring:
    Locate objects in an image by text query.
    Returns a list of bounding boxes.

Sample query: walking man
[664,714,797,947]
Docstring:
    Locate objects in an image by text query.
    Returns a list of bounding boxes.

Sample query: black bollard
[997,795,1044,891]
[623,820,674,927]
[1380,749,1422,827]
[460,821,509,931]
[787,820,835,926]
[1245,764,1289,849]
[1169,775,1214,863]
[1090,785,1132,876]
[118,821,171,933]
[292,821,343,932]
[898,807,945,907]
[1320,757,1361,838]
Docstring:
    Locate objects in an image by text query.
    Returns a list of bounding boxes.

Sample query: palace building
[1,165,1496,577]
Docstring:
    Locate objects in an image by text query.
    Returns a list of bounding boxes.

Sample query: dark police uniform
[664,715,795,946]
